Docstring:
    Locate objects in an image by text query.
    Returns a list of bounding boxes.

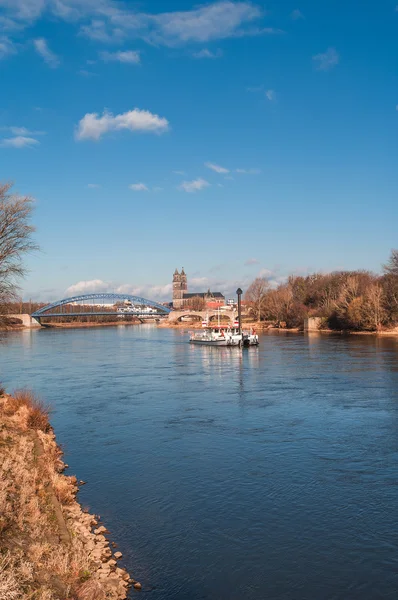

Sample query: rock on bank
[0,390,136,599]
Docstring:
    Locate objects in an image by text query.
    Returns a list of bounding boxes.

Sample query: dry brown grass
[51,472,76,505]
[0,392,129,600]
[6,388,52,432]
[76,579,106,600]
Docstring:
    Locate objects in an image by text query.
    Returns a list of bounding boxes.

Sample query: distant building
[172,269,225,309]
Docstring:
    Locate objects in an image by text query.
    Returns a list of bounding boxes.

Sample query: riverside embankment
[0,390,140,600]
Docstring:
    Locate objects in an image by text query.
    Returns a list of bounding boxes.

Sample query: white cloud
[313,47,339,71]
[87,183,100,188]
[193,48,223,59]
[116,283,172,301]
[179,178,210,193]
[0,136,40,148]
[173,170,185,175]
[265,89,275,101]
[129,183,148,191]
[33,38,60,68]
[66,279,110,296]
[245,258,259,266]
[236,168,261,174]
[100,50,141,64]
[75,108,170,141]
[1,125,45,136]
[0,36,16,60]
[65,278,172,302]
[205,162,229,174]
[0,1,271,48]
[290,9,304,20]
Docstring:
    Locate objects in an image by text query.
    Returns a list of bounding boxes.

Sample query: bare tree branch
[0,182,38,306]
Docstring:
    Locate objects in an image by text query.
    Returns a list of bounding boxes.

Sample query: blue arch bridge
[31,293,171,324]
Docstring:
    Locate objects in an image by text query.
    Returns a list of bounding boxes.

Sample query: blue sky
[1,0,397,302]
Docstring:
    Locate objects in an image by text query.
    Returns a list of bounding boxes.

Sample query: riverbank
[0,390,140,599]
[158,319,398,335]
[0,319,145,331]
[40,320,144,329]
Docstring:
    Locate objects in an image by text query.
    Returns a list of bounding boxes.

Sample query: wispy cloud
[193,48,223,59]
[313,47,339,71]
[65,278,173,302]
[66,279,110,296]
[87,183,101,188]
[290,9,304,20]
[33,38,60,68]
[0,136,40,148]
[75,108,170,141]
[78,69,97,77]
[129,183,148,191]
[245,258,259,266]
[0,36,16,60]
[173,170,185,175]
[100,50,141,64]
[0,1,275,49]
[265,89,276,101]
[205,162,229,174]
[1,126,45,136]
[179,178,210,193]
[236,168,261,174]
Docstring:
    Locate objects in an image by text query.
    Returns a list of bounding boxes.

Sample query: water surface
[1,326,398,599]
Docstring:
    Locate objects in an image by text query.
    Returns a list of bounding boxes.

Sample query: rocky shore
[0,389,140,599]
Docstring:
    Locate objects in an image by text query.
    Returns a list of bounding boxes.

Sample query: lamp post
[236,288,243,337]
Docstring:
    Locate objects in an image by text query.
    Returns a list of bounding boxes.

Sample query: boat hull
[189,339,240,346]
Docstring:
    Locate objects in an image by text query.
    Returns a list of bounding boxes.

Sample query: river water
[1,326,398,599]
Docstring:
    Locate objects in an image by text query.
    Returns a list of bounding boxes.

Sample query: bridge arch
[32,293,171,319]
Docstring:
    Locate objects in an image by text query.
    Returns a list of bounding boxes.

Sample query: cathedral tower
[172,268,187,309]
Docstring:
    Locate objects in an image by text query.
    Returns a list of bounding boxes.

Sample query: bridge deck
[37,312,166,318]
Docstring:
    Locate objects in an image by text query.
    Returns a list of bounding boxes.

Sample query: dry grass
[51,472,77,505]
[8,389,51,432]
[76,579,106,600]
[0,392,129,600]
[0,551,35,600]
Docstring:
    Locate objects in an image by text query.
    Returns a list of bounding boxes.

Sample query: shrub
[12,389,51,432]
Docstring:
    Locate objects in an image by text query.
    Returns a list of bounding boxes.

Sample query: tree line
[245,251,398,331]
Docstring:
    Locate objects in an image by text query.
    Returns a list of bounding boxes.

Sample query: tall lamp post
[236,288,243,337]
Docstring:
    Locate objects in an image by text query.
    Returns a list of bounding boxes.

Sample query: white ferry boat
[189,325,259,347]
[190,326,242,346]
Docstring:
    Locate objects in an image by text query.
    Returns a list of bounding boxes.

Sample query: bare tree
[186,295,206,311]
[363,284,385,331]
[245,277,270,321]
[383,249,398,276]
[0,183,38,307]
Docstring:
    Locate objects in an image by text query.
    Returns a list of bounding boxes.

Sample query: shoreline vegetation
[0,389,141,600]
[2,317,398,335]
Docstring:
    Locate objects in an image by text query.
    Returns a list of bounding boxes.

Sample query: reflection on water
[1,326,398,600]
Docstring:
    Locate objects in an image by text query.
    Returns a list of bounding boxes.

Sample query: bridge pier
[168,310,237,324]
[8,314,41,328]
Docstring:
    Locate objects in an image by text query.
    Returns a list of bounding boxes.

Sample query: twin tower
[172,268,187,309]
